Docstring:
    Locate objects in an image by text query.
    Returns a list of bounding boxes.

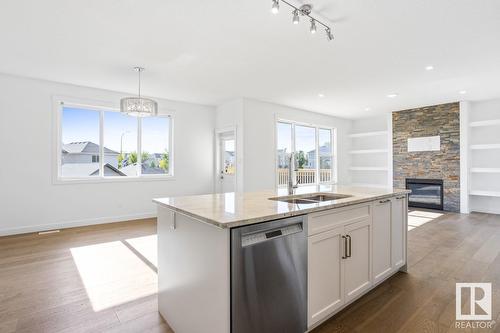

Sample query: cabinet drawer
[308,204,371,236]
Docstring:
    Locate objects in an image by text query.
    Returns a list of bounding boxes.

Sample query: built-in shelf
[349,149,388,154]
[348,131,388,138]
[470,144,500,150]
[470,190,500,197]
[470,168,500,173]
[469,119,500,127]
[349,167,388,171]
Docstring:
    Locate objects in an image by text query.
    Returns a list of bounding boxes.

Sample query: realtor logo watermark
[455,283,495,329]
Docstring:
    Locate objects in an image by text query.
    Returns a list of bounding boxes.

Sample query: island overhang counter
[153,185,410,333]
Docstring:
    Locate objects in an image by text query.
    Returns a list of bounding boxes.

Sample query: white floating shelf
[470,119,500,127]
[470,168,500,173]
[349,149,388,154]
[349,167,388,171]
[470,190,500,197]
[470,144,500,150]
[349,131,388,138]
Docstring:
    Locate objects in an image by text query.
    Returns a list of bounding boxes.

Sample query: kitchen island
[153,185,410,333]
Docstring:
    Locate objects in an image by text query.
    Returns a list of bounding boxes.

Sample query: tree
[297,151,308,169]
[118,153,124,169]
[129,151,138,164]
[141,151,150,163]
[159,151,169,171]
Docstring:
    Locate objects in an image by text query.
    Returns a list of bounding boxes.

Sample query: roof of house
[62,141,119,155]
[61,163,125,177]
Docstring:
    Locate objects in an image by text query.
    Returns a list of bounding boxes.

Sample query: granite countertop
[153,185,410,229]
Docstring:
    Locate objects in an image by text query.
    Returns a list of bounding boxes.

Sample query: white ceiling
[1,0,499,118]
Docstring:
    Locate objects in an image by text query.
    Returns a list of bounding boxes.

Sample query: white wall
[0,73,215,236]
[241,99,352,192]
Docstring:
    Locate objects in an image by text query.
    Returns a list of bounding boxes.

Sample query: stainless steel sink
[275,198,319,204]
[269,193,352,204]
[301,193,352,201]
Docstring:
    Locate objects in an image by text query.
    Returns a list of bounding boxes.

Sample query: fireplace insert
[406,178,444,210]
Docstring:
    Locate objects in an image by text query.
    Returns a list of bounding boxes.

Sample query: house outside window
[276,120,336,187]
[56,101,173,182]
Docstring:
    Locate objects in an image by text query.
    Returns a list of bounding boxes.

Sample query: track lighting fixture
[310,19,317,34]
[271,0,279,14]
[270,1,334,42]
[292,10,300,24]
[326,28,334,41]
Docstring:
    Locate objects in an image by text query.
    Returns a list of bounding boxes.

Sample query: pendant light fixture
[120,67,158,117]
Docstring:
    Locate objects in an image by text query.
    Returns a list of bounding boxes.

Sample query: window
[276,120,335,187]
[58,103,172,181]
[222,139,235,175]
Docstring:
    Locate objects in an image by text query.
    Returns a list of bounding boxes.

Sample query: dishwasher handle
[241,222,303,247]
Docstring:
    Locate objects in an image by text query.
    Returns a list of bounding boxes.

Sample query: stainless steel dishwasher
[231,215,307,333]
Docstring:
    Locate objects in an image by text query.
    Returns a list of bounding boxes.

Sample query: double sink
[269,192,352,204]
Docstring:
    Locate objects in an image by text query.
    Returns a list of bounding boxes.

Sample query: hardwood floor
[313,210,500,333]
[0,211,499,332]
[0,219,171,333]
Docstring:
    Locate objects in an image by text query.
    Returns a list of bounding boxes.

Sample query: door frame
[215,126,238,193]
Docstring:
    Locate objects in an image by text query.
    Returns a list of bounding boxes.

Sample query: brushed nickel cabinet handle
[346,235,352,258]
[342,235,348,259]
[396,196,406,200]
[379,199,391,204]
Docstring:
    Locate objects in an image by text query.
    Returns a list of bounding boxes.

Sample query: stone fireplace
[393,103,460,212]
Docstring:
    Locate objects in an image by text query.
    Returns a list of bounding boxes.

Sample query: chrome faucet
[287,152,299,195]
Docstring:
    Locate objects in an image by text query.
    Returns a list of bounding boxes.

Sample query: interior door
[308,225,345,327]
[343,218,372,303]
[372,199,393,284]
[217,131,236,193]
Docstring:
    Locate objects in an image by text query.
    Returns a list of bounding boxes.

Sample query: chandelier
[120,67,158,117]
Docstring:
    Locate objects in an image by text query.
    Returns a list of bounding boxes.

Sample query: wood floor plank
[0,212,499,333]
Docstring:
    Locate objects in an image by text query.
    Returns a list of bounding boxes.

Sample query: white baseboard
[470,209,500,215]
[0,212,157,237]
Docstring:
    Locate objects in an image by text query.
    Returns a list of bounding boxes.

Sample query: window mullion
[315,127,320,185]
[137,117,142,176]
[99,110,104,178]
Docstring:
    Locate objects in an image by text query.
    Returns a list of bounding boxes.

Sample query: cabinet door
[344,218,372,303]
[308,226,345,327]
[391,196,407,269]
[372,199,393,284]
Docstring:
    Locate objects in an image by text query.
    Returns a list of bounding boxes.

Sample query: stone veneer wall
[393,102,460,212]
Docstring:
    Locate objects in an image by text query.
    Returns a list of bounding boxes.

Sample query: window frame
[275,118,337,188]
[53,97,174,184]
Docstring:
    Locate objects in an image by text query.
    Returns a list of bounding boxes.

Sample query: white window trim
[274,117,338,188]
[52,96,175,184]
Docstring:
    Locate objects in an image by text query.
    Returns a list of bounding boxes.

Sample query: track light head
[310,19,317,34]
[292,10,300,24]
[326,28,334,41]
[271,0,279,14]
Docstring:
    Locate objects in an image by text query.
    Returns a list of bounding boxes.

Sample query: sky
[62,107,169,154]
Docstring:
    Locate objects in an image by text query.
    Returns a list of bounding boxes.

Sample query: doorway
[216,129,237,193]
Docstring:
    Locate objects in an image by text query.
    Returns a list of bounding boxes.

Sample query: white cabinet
[307,196,407,329]
[307,204,372,327]
[372,199,393,284]
[308,226,345,327]
[391,196,407,269]
[344,219,372,302]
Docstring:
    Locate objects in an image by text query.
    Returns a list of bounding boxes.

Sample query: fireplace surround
[406,178,444,210]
